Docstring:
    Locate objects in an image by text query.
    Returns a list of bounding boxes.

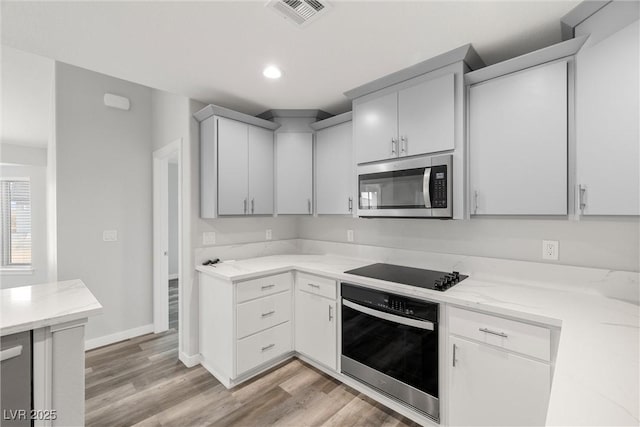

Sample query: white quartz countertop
[196,254,640,426]
[1,279,103,336]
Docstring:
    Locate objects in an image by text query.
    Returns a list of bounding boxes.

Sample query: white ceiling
[1,46,53,147]
[1,1,579,116]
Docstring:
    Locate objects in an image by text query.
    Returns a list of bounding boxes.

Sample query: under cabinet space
[468,60,568,215]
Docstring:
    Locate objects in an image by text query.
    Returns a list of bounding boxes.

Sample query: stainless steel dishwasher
[1,331,32,427]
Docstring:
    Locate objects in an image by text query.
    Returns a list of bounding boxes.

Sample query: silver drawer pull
[261,343,275,352]
[261,284,275,290]
[261,310,275,318]
[307,283,320,289]
[479,327,508,338]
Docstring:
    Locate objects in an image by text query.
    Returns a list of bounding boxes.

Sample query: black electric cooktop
[344,263,468,291]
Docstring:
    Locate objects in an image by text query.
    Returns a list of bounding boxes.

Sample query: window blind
[0,180,32,266]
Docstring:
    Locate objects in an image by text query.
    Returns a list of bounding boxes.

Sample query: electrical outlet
[103,230,117,242]
[202,231,216,246]
[266,229,272,240]
[542,240,559,260]
[347,229,354,243]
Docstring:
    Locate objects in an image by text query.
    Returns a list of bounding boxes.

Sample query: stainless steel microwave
[357,154,452,218]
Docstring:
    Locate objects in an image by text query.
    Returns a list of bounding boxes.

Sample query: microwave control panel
[430,165,448,208]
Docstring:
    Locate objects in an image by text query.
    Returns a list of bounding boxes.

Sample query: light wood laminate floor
[85,330,420,426]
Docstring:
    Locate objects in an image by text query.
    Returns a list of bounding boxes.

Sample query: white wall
[0,164,49,288]
[55,62,153,342]
[0,144,47,167]
[298,216,640,272]
[168,162,179,277]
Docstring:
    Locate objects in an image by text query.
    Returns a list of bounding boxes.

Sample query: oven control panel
[342,283,438,322]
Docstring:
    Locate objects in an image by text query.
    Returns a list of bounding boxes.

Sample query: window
[1,179,31,267]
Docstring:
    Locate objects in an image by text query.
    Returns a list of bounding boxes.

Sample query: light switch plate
[203,231,216,246]
[266,229,272,240]
[542,240,559,260]
[103,230,117,242]
[347,230,354,242]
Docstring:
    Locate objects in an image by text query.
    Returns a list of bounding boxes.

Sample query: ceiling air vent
[266,0,331,28]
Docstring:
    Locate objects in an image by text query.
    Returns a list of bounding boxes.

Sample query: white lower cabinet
[294,273,337,370]
[448,307,552,426]
[237,322,292,376]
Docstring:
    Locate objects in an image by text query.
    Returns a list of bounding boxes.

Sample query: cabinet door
[469,61,568,215]
[316,122,353,215]
[276,132,313,214]
[576,20,639,215]
[294,290,337,370]
[248,126,274,215]
[217,117,248,215]
[449,336,550,427]
[398,73,455,156]
[354,92,398,164]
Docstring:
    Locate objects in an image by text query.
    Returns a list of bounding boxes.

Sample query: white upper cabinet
[469,61,568,215]
[276,132,313,214]
[316,121,353,215]
[354,73,455,164]
[576,19,639,215]
[354,92,398,164]
[398,73,455,156]
[217,117,250,216]
[216,117,274,216]
[248,126,274,215]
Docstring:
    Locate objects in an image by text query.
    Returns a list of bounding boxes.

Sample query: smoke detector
[266,0,331,28]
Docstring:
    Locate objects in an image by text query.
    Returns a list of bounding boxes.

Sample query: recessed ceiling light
[263,65,282,79]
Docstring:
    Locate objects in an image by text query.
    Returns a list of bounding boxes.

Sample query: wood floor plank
[85,331,422,427]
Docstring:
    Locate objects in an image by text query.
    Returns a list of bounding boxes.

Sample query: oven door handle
[343,299,434,331]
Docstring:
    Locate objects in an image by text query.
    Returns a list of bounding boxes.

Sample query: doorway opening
[152,140,182,341]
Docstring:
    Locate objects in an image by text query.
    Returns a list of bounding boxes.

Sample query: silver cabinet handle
[474,190,479,215]
[400,136,407,154]
[391,138,398,156]
[243,198,247,214]
[308,199,311,214]
[452,343,457,367]
[348,197,353,212]
[479,327,508,338]
[422,167,432,208]
[261,284,275,290]
[579,185,587,212]
[261,343,275,352]
[329,305,333,322]
[307,283,320,289]
[251,198,255,214]
[261,310,275,318]
[0,345,23,362]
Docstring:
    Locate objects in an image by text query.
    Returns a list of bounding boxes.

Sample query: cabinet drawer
[296,272,336,300]
[236,322,292,376]
[237,291,291,339]
[236,273,292,303]
[449,307,550,361]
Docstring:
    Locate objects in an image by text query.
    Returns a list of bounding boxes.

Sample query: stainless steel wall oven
[341,283,440,421]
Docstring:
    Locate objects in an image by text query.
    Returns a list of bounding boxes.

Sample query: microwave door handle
[342,299,434,331]
[423,168,432,208]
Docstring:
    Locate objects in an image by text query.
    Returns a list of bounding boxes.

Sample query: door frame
[152,139,182,334]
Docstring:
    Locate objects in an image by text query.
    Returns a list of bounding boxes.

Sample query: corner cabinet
[353,73,455,165]
[313,113,354,215]
[276,132,313,215]
[468,60,568,215]
[199,272,293,387]
[195,104,279,218]
[447,307,552,426]
[294,272,338,370]
[575,13,639,215]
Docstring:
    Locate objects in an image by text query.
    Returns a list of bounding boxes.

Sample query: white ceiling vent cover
[266,0,331,28]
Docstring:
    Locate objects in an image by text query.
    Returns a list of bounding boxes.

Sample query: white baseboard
[85,323,154,351]
[168,274,179,281]
[179,351,201,368]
